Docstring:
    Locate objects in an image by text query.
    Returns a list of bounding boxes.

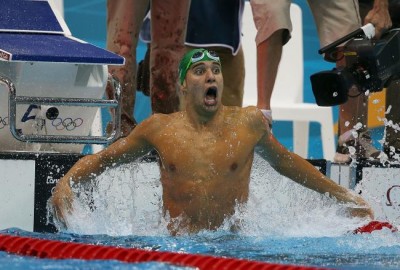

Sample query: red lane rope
[0,233,329,270]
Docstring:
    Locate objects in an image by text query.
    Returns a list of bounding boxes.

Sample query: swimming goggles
[191,50,220,63]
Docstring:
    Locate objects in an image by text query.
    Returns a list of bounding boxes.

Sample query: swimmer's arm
[52,124,154,223]
[256,133,374,219]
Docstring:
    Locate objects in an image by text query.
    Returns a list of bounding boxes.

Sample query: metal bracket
[0,74,121,145]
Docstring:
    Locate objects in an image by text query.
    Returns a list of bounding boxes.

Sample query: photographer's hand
[364,0,392,39]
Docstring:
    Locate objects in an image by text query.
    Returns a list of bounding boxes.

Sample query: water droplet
[372,99,380,104]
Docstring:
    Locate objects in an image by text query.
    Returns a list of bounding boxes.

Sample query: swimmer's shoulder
[228,106,268,134]
[241,105,261,116]
[150,111,184,125]
[225,105,263,122]
[134,112,184,135]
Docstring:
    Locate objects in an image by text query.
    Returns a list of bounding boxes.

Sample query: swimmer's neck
[184,105,225,129]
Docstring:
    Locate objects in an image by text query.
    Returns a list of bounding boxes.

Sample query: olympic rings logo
[0,116,9,129]
[52,117,83,131]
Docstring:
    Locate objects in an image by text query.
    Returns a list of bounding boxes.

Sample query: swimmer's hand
[51,179,74,228]
[346,195,374,220]
[346,205,374,220]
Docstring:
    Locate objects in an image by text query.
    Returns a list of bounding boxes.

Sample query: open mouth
[204,87,217,106]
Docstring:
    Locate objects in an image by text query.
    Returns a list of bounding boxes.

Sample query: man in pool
[52,48,373,235]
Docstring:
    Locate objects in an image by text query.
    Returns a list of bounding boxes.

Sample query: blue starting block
[0,0,124,153]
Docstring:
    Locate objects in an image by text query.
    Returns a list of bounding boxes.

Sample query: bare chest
[155,130,255,176]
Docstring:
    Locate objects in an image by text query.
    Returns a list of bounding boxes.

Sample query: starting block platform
[0,0,124,153]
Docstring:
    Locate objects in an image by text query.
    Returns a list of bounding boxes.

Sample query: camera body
[311,29,400,106]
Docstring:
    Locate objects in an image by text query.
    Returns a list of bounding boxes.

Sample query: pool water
[1,227,400,270]
[2,155,400,269]
[0,246,189,270]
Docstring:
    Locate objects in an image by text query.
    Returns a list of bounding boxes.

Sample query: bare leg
[150,0,191,114]
[335,74,381,162]
[338,90,368,136]
[256,30,284,110]
[334,58,370,163]
[106,0,149,136]
[216,47,245,107]
[335,60,379,162]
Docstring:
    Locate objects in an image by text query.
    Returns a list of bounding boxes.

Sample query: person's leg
[150,0,191,114]
[249,0,291,124]
[106,0,149,136]
[335,88,375,162]
[216,46,245,107]
[334,0,368,146]
[255,30,284,111]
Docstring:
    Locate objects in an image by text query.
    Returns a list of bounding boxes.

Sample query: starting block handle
[0,74,122,145]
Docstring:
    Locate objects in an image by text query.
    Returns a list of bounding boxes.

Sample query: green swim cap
[178,48,221,84]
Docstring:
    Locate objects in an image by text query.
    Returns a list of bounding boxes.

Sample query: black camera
[311,26,400,106]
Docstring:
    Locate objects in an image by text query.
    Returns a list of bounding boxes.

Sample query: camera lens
[310,68,354,106]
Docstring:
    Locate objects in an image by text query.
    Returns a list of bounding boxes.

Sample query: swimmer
[52,48,373,235]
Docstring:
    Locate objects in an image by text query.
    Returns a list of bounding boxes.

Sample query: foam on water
[57,154,369,237]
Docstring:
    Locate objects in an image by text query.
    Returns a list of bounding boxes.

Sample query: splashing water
[58,154,368,237]
[34,155,400,269]
[63,162,169,236]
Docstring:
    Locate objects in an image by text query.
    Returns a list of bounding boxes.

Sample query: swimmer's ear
[177,81,187,110]
[179,80,188,96]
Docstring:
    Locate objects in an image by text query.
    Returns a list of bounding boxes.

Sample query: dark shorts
[139,0,244,55]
